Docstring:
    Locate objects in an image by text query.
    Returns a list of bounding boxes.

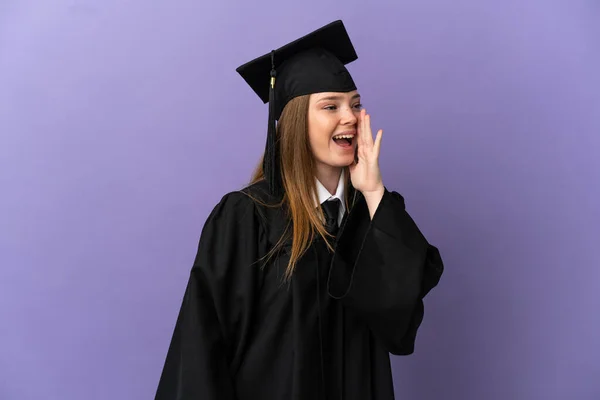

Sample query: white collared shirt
[315,169,346,227]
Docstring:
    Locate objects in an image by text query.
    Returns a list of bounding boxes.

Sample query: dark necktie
[322,198,340,237]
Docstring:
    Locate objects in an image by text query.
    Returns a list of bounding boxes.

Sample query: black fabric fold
[327,188,444,355]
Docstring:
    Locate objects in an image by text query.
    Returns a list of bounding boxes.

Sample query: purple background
[1,1,599,399]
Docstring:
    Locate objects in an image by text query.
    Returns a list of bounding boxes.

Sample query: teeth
[333,135,354,140]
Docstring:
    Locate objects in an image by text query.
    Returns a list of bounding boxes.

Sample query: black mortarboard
[236,20,358,197]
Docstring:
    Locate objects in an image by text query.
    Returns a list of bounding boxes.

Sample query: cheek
[308,115,335,148]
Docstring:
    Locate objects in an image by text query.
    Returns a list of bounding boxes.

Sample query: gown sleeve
[155,191,267,399]
[327,187,444,355]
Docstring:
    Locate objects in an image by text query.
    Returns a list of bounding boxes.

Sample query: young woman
[155,20,443,400]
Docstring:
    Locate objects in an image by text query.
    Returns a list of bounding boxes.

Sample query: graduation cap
[236,20,359,197]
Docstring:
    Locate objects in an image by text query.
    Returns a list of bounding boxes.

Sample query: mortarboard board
[236,20,359,197]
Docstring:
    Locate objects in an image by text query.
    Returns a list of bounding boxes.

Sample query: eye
[323,105,337,111]
[353,103,363,110]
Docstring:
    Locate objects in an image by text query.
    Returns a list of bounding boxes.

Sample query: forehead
[311,91,360,102]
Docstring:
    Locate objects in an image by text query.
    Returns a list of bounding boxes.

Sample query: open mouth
[332,134,355,148]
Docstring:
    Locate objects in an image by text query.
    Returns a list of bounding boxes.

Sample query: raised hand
[349,109,384,196]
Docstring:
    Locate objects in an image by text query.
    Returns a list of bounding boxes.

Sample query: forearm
[329,188,444,354]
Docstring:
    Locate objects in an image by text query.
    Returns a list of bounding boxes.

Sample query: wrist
[361,184,385,219]
[361,184,385,200]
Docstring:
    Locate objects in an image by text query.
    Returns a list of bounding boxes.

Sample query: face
[307,91,362,171]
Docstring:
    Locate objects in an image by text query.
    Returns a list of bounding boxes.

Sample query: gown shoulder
[155,183,273,399]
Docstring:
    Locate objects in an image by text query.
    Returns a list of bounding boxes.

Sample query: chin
[315,151,355,169]
[328,155,355,167]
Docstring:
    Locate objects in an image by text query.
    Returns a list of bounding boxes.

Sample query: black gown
[155,180,444,400]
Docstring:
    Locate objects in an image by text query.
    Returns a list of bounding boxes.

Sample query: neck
[315,163,342,196]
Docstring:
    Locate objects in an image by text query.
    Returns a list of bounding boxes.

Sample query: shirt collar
[315,169,346,225]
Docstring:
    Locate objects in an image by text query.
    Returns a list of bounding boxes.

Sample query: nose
[340,105,358,126]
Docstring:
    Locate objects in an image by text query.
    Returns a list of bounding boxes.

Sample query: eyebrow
[316,93,361,102]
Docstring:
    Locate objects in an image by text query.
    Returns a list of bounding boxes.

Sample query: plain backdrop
[1,1,599,399]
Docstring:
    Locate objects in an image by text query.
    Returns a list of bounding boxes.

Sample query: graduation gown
[155,180,443,400]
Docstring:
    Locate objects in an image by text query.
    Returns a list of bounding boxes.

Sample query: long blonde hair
[248,94,352,280]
